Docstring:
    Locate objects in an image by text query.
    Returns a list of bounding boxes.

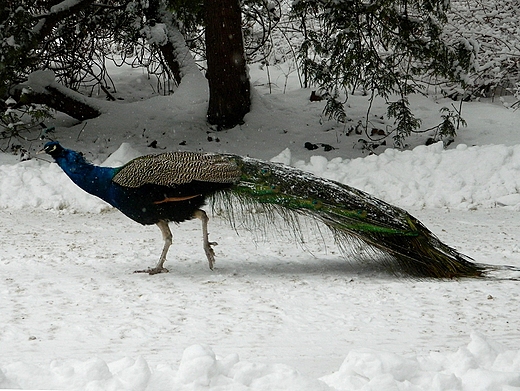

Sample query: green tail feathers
[220,156,483,278]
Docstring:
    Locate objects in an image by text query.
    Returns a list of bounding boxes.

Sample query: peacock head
[43,141,65,158]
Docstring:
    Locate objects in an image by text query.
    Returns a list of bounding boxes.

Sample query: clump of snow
[26,70,56,93]
[101,142,142,167]
[322,333,520,390]
[170,71,209,106]
[2,334,520,390]
[270,147,292,165]
[5,35,16,47]
[4,97,17,106]
[141,23,169,46]
[49,0,84,14]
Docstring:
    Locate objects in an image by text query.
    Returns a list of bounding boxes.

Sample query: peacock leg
[193,209,217,270]
[135,220,172,275]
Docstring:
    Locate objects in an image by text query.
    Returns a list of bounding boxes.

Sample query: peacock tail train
[217,155,484,278]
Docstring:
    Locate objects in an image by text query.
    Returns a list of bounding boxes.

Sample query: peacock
[43,140,489,278]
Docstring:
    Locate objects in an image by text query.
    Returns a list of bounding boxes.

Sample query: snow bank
[322,333,520,390]
[290,142,520,210]
[0,143,140,212]
[1,334,519,390]
[2,142,520,213]
[0,158,107,212]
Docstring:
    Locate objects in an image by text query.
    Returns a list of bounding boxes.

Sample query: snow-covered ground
[1,64,520,390]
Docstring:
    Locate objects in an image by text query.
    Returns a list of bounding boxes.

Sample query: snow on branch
[142,0,202,84]
[49,0,86,14]
[13,70,103,121]
[32,0,96,36]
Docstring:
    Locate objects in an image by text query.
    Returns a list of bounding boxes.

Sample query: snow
[2,334,520,390]
[2,63,520,390]
[27,70,57,93]
[49,0,84,14]
[21,70,103,115]
[141,23,169,47]
[294,143,520,210]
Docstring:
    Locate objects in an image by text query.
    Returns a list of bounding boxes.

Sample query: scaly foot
[134,267,169,275]
[205,241,217,270]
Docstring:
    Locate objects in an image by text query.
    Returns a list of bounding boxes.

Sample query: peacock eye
[46,145,56,153]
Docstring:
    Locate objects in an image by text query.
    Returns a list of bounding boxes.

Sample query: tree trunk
[205,0,251,129]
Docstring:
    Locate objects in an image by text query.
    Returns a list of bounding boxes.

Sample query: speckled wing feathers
[112,152,241,188]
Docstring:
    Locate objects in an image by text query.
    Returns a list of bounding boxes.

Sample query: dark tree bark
[205,0,251,129]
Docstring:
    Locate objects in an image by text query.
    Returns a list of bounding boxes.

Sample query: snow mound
[27,70,56,92]
[1,142,520,213]
[1,334,520,390]
[290,142,520,210]
[322,333,520,390]
[101,142,143,167]
[0,144,143,212]
[0,159,108,212]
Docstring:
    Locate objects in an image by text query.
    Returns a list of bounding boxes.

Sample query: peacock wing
[112,151,242,188]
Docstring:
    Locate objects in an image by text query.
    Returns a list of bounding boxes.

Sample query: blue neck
[54,149,118,205]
